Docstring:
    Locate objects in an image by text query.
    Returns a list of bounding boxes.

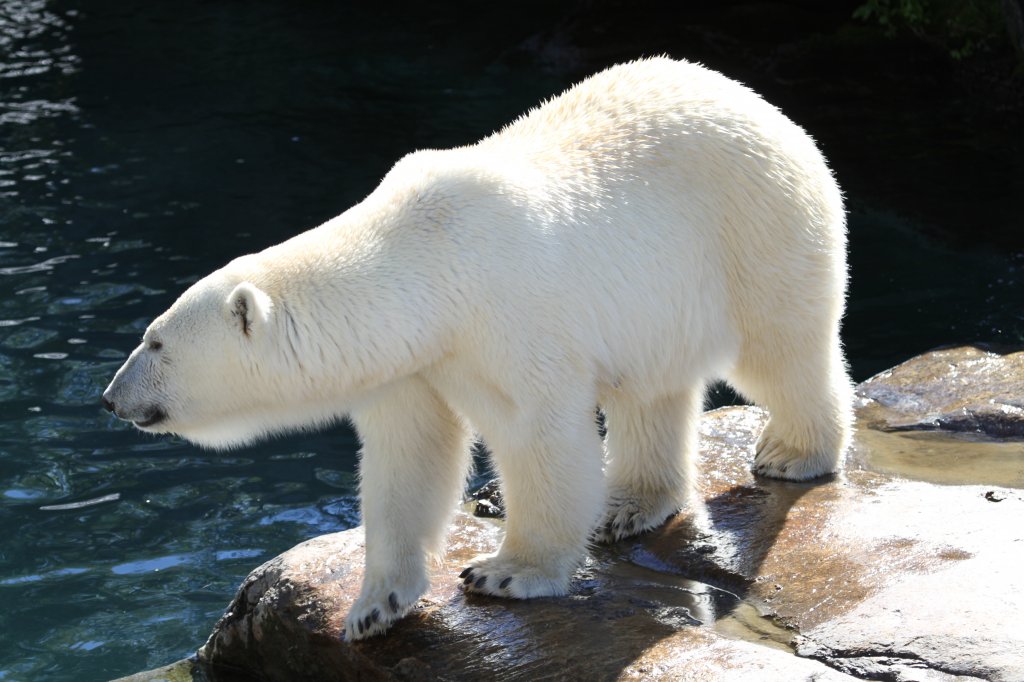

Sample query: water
[0,2,1020,680]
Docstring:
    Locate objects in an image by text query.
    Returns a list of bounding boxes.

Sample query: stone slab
[856,344,1024,438]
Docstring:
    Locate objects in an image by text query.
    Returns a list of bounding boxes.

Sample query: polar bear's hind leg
[730,330,852,481]
[594,384,704,543]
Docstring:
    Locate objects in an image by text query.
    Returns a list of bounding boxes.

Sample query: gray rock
[850,344,1024,488]
[857,343,1024,438]
[110,657,207,682]
[467,479,505,518]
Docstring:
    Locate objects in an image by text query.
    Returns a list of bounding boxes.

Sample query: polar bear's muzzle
[101,344,174,431]
[100,393,168,430]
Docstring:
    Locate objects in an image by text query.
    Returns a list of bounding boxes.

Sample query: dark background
[59,0,1024,373]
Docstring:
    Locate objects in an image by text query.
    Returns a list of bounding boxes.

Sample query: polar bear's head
[101,263,325,449]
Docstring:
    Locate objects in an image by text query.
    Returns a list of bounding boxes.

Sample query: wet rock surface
[857,343,1024,438]
[180,346,1023,681]
[467,478,505,519]
[195,479,854,682]
[111,657,207,682]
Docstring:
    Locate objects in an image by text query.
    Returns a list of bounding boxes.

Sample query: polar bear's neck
[248,158,481,403]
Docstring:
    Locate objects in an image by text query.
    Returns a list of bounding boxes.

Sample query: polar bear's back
[496,58,758,142]
[480,57,843,259]
[463,57,846,393]
[290,58,847,403]
[489,58,829,182]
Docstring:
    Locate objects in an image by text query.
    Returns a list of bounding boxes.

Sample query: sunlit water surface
[0,2,1020,680]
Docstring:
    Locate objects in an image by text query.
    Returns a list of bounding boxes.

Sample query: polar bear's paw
[752,434,836,481]
[593,492,680,544]
[459,553,569,599]
[344,577,425,640]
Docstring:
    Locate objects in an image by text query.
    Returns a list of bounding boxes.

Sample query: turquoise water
[0,2,1020,680]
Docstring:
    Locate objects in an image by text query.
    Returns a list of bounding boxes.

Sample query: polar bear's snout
[102,349,172,431]
[101,381,168,429]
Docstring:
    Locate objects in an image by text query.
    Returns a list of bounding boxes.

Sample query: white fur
[102,58,853,639]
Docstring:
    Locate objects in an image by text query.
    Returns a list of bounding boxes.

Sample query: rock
[850,344,1024,488]
[664,408,1022,682]
[110,657,207,682]
[466,479,505,518]
[856,343,1024,438]
[183,345,1023,680]
[197,474,852,681]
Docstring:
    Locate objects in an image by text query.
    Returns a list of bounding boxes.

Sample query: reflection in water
[39,490,119,510]
[0,2,78,214]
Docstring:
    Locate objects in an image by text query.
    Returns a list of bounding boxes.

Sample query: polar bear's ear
[226,282,273,337]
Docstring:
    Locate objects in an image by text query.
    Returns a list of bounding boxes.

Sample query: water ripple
[0,98,78,125]
[0,254,79,276]
[0,1,79,82]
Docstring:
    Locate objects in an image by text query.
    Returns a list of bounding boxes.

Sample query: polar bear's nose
[101,394,116,414]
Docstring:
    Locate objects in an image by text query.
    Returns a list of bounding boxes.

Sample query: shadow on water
[0,0,1020,680]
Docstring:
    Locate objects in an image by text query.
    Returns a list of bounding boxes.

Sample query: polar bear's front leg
[460,401,605,598]
[345,376,472,639]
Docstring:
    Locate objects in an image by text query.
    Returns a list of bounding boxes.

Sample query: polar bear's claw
[460,567,501,594]
[753,432,838,481]
[593,493,680,544]
[345,582,423,640]
[459,554,567,599]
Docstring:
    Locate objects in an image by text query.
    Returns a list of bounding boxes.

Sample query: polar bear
[102,57,852,639]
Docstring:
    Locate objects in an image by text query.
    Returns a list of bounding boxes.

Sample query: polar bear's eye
[148,340,163,352]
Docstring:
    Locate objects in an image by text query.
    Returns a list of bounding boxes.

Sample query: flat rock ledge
[127,345,1024,681]
[857,343,1024,438]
